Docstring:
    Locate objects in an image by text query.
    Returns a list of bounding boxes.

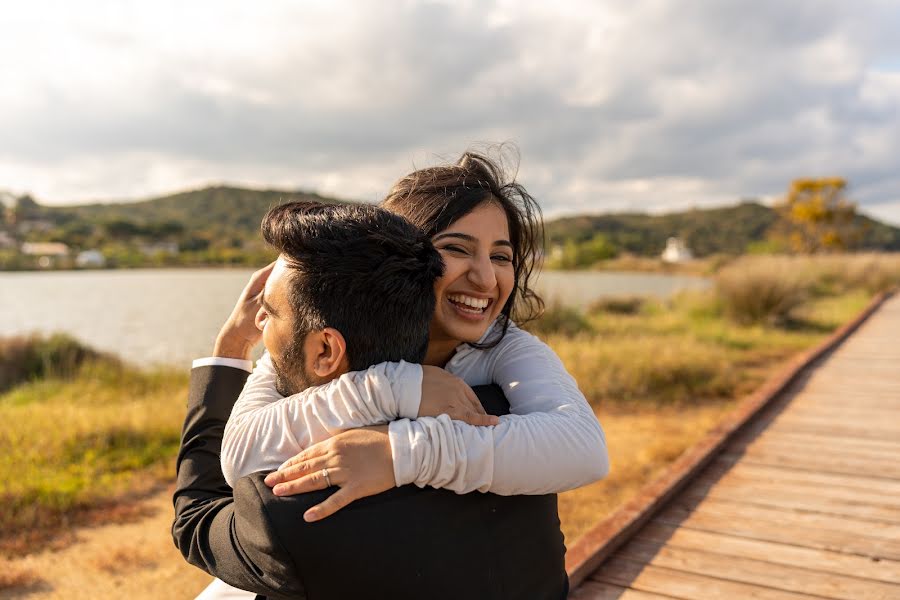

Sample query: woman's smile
[446,293,494,320]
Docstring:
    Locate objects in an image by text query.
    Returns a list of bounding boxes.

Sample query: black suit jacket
[172,365,568,600]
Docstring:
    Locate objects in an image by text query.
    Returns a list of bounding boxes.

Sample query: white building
[76,249,106,268]
[661,237,694,263]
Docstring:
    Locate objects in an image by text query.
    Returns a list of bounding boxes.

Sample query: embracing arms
[238,325,608,509]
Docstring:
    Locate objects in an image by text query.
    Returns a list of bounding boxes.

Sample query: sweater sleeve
[388,327,609,495]
[221,351,424,488]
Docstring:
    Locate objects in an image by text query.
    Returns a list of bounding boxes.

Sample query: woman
[220,149,609,524]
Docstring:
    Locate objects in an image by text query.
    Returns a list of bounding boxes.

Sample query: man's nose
[467,253,497,290]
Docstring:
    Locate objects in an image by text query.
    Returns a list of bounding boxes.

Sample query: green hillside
[45,186,346,239]
[546,201,900,257]
[3,186,899,270]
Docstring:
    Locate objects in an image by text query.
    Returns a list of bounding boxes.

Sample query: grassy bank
[0,338,187,553]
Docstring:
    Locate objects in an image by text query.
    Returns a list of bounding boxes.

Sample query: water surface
[0,269,708,367]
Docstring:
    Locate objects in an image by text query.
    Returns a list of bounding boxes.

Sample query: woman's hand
[213,261,275,359]
[418,366,499,426]
[264,425,396,522]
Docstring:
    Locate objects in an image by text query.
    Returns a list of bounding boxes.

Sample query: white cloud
[1,0,899,224]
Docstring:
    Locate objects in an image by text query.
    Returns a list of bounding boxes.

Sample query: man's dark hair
[261,201,444,371]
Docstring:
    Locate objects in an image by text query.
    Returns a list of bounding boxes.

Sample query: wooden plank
[657,499,900,560]
[766,416,900,439]
[730,438,900,469]
[706,457,900,496]
[718,449,900,481]
[681,475,900,523]
[591,557,817,600]
[716,446,900,486]
[568,581,679,600]
[775,406,900,425]
[759,422,900,443]
[565,291,893,590]
[730,431,900,458]
[613,540,900,600]
[692,467,900,508]
[633,521,900,583]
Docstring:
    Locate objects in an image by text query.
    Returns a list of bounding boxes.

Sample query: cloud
[1,0,899,223]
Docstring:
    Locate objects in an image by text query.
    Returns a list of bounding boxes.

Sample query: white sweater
[221,322,609,495]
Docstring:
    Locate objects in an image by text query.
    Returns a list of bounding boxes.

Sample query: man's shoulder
[236,475,567,600]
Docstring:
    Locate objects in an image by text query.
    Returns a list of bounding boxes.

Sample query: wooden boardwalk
[569,293,900,600]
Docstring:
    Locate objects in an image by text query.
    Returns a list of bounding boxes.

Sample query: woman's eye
[492,254,512,263]
[441,245,468,255]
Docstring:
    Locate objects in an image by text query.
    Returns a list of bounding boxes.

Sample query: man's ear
[310,327,349,379]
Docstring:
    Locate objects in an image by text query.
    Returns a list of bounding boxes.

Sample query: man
[173,202,568,599]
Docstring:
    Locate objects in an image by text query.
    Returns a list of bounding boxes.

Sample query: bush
[524,303,593,337]
[550,334,739,405]
[588,295,645,316]
[0,334,115,393]
[715,260,809,325]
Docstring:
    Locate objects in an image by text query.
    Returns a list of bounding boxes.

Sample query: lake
[0,269,708,367]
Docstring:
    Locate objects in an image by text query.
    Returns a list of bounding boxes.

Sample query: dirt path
[1,488,212,599]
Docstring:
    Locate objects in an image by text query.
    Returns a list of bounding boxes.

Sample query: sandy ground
[1,489,213,600]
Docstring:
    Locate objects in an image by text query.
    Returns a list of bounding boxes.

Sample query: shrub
[715,260,809,325]
[524,303,593,337]
[0,334,115,393]
[588,295,645,316]
[550,334,738,405]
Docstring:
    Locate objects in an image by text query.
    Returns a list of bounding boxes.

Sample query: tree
[770,178,861,253]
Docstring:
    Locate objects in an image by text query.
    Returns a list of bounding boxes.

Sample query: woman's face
[429,201,516,346]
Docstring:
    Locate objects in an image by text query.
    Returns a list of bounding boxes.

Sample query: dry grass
[0,348,187,552]
[715,253,900,325]
[559,402,738,544]
[0,561,43,592]
[91,545,160,574]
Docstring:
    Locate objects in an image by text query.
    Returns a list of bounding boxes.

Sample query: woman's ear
[310,327,349,379]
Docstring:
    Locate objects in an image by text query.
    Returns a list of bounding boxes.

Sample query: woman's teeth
[448,294,490,312]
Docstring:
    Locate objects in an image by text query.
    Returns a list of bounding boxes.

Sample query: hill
[43,185,346,239]
[3,186,899,269]
[545,201,900,257]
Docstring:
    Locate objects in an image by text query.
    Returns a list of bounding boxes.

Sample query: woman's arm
[390,326,609,495]
[220,351,423,487]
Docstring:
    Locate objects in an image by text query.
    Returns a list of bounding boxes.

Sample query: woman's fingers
[277,440,330,470]
[265,455,328,486]
[303,486,359,522]
[462,411,500,427]
[271,465,339,497]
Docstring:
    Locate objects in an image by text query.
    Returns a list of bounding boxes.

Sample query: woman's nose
[467,253,497,290]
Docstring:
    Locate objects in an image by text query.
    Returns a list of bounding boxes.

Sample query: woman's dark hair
[381,147,545,348]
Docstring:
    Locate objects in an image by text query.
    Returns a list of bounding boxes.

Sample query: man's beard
[272,336,318,396]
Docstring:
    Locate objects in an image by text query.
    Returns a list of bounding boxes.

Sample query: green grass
[530,266,876,407]
[0,351,187,545]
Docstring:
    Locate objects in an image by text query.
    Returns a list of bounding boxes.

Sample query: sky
[2,0,900,224]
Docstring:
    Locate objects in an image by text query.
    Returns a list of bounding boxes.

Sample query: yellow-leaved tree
[771,178,862,253]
